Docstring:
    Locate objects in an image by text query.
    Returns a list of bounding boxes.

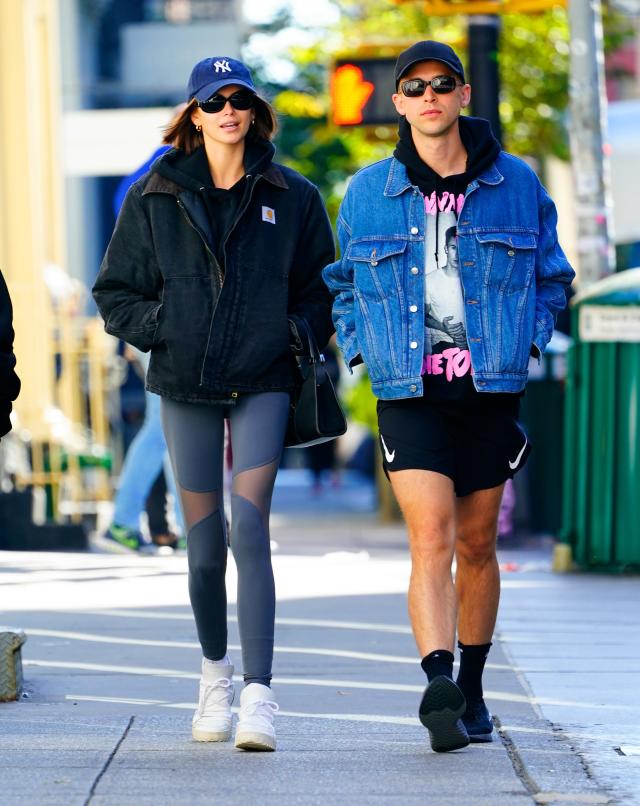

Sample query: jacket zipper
[201,175,260,386]
[176,198,223,287]
[221,173,256,257]
[178,175,261,388]
[176,198,224,387]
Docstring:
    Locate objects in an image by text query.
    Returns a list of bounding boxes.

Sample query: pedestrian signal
[330,58,398,126]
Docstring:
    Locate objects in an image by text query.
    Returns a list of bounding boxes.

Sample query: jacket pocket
[347,238,408,301]
[154,276,214,383]
[476,231,537,294]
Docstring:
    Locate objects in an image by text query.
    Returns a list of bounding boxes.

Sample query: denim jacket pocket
[476,231,537,294]
[348,238,408,301]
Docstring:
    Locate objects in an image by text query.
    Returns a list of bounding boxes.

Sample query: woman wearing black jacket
[93,57,335,752]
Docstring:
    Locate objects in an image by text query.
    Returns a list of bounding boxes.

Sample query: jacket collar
[384,158,414,197]
[384,153,504,197]
[142,173,180,196]
[476,159,503,186]
[262,163,289,189]
[142,163,289,196]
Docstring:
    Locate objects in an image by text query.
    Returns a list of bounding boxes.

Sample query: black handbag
[284,318,347,448]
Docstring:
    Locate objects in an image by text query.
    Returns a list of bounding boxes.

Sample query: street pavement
[1,470,639,805]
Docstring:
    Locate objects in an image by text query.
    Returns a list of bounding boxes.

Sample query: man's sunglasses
[197,90,255,114]
[400,76,462,97]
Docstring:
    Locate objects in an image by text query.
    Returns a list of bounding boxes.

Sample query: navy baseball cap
[395,41,466,86]
[187,57,256,102]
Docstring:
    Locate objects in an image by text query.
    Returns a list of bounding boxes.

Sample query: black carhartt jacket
[93,140,335,403]
[0,270,20,437]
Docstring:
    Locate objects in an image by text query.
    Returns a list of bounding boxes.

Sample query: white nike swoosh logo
[509,438,528,470]
[380,435,395,463]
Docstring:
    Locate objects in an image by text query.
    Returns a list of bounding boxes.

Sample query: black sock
[421,649,454,682]
[456,641,491,700]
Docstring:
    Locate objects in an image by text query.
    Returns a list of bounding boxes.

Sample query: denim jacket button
[410,227,419,235]
[410,341,418,349]
[411,267,419,275]
[410,384,417,392]
[371,261,378,266]
[409,305,417,313]
[507,249,515,256]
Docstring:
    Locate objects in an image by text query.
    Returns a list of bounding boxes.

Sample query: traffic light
[330,58,397,127]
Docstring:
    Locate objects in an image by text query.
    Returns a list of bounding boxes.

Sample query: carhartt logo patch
[213,59,231,73]
[262,206,276,224]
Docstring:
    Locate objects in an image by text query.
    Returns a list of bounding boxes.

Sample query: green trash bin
[519,330,571,536]
[558,267,640,571]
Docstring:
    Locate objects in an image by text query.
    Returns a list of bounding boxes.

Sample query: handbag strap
[293,317,324,364]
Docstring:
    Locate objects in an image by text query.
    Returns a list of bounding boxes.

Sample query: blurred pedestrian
[99,145,185,553]
[324,40,574,752]
[93,56,334,751]
[98,345,185,552]
[0,270,20,440]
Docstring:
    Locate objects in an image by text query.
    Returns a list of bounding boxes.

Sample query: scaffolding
[0,1,113,530]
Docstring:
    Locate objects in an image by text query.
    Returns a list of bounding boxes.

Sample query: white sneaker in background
[191,659,234,742]
[234,683,278,752]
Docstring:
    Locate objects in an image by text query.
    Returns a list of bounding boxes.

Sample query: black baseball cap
[394,41,466,87]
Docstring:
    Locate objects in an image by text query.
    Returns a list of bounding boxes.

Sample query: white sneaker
[191,659,234,742]
[234,683,278,751]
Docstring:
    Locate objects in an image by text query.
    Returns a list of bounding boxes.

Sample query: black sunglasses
[401,76,462,97]
[197,90,255,114]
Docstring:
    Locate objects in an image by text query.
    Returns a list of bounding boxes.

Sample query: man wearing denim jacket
[323,40,574,753]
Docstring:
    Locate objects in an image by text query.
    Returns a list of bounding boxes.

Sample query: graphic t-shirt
[393,115,505,402]
[422,189,472,399]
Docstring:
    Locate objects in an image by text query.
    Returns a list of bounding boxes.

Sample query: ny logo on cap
[213,59,232,73]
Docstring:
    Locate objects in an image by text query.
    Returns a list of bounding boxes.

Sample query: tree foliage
[247,0,632,214]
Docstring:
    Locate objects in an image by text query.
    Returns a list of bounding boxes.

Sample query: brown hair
[162,96,278,154]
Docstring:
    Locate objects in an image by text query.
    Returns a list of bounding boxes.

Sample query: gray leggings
[161,392,290,686]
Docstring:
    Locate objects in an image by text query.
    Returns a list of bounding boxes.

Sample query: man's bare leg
[455,483,505,644]
[389,469,457,654]
[389,468,468,752]
[453,483,505,742]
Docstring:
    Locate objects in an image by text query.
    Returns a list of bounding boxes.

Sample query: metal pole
[568,0,615,286]
[468,15,502,144]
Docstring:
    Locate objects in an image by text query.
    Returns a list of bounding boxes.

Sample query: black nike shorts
[376,395,531,498]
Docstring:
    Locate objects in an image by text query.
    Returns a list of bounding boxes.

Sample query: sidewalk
[1,505,638,803]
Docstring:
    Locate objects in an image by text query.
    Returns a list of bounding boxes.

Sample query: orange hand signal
[331,64,375,125]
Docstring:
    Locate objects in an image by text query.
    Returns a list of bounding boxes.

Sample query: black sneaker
[419,676,469,753]
[461,696,494,743]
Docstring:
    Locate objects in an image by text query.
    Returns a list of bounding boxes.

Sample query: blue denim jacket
[323,153,574,399]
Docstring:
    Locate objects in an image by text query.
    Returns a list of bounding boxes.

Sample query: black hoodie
[394,116,515,404]
[153,140,274,270]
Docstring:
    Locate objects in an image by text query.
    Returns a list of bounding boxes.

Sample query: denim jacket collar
[476,160,503,186]
[384,158,414,197]
[384,153,505,198]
